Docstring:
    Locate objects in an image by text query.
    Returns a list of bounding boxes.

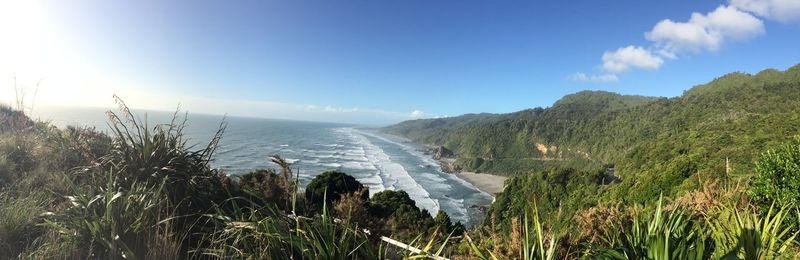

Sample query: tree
[434,210,464,236]
[369,190,417,218]
[750,136,800,207]
[305,171,367,209]
[434,210,452,229]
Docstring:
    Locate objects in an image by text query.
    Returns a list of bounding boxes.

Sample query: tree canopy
[305,171,368,208]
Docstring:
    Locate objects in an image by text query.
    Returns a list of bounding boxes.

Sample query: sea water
[34,107,493,227]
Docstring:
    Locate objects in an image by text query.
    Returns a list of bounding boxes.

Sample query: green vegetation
[305,170,368,209]
[382,65,800,258]
[0,100,455,259]
[4,65,800,258]
[750,136,800,207]
[386,65,800,220]
[384,66,800,184]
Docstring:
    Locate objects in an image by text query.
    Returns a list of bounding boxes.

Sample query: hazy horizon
[2,0,799,125]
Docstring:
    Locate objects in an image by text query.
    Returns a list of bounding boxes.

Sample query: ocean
[34,107,493,227]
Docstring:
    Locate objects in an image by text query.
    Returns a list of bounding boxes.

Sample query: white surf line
[345,128,440,214]
[357,129,494,199]
[354,129,497,226]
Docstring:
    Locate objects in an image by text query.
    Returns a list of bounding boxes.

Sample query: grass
[2,101,800,259]
[588,196,709,259]
[0,191,49,257]
[708,204,799,259]
[465,200,559,260]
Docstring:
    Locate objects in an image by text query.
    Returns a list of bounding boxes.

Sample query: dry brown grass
[666,180,752,218]
[573,203,627,245]
[334,188,370,223]
[510,217,522,258]
[0,105,33,133]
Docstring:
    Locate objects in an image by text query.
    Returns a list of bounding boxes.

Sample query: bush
[104,97,230,219]
[334,188,370,223]
[40,170,181,259]
[750,136,800,207]
[369,190,439,237]
[239,169,293,210]
[369,190,417,218]
[435,210,464,236]
[39,125,112,172]
[0,105,33,133]
[305,171,367,209]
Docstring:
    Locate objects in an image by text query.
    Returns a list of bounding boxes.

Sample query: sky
[1,0,799,125]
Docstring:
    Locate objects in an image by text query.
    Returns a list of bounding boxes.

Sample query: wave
[315,143,345,148]
[216,144,247,155]
[284,158,301,164]
[321,162,342,169]
[343,128,441,214]
[352,129,494,224]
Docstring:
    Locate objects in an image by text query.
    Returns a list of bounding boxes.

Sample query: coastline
[454,171,508,196]
[433,157,508,197]
[374,130,508,198]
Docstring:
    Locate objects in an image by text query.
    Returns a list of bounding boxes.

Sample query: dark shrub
[434,210,464,236]
[305,171,367,209]
[239,169,293,210]
[369,190,417,218]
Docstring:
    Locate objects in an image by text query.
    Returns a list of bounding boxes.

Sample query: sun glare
[0,0,116,109]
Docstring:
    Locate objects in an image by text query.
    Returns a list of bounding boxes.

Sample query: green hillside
[384,65,800,183]
[385,64,800,241]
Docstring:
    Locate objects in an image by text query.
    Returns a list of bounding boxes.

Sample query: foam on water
[339,128,441,214]
[353,129,489,223]
[284,158,301,164]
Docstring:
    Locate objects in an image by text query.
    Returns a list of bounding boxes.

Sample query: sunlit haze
[1,0,799,125]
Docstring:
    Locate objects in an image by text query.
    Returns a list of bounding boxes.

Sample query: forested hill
[383,65,800,181]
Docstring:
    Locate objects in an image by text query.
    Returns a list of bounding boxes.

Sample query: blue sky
[1,0,799,125]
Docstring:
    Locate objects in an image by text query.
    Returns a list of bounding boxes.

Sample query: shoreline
[434,157,508,197]
[454,171,508,197]
[376,131,508,198]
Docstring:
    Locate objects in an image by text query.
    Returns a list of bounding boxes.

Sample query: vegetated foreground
[385,65,800,257]
[0,65,798,259]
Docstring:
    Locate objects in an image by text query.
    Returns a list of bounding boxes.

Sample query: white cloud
[730,0,800,22]
[645,5,764,54]
[566,72,619,83]
[323,105,358,113]
[601,46,664,73]
[304,105,358,113]
[578,4,771,80]
[410,110,425,118]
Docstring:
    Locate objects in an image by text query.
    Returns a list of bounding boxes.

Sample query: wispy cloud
[566,72,619,83]
[305,105,359,113]
[410,110,426,118]
[730,0,800,22]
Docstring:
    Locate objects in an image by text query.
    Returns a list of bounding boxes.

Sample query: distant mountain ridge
[383,64,800,200]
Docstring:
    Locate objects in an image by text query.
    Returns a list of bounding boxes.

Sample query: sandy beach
[455,171,508,195]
